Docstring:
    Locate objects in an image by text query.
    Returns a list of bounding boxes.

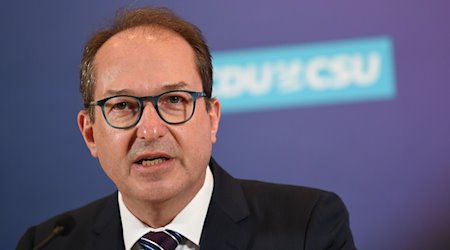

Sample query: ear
[208,98,221,144]
[77,110,98,158]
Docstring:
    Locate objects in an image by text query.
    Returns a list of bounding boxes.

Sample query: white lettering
[214,65,245,98]
[247,63,272,96]
[213,52,382,99]
[273,60,303,93]
[352,52,381,86]
[305,57,331,91]
[329,54,353,89]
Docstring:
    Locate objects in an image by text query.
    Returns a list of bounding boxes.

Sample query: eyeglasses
[90,90,207,129]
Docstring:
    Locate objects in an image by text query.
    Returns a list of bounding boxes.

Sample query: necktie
[138,229,183,250]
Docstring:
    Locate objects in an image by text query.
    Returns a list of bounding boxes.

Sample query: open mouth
[136,157,169,166]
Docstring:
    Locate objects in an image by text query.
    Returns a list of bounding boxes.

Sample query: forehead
[94,26,193,66]
[108,26,178,45]
[92,26,200,96]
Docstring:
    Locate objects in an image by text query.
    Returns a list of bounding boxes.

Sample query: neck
[121,173,206,228]
[124,198,185,228]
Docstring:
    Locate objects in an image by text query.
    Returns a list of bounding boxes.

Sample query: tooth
[142,158,165,166]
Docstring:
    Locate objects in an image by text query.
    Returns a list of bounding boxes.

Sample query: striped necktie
[138,229,183,250]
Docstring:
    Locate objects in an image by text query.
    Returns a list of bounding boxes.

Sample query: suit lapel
[89,193,125,250]
[200,159,253,249]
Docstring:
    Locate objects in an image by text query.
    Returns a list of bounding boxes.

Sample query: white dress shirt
[118,166,214,250]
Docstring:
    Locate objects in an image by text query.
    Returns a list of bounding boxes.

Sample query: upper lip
[133,152,173,163]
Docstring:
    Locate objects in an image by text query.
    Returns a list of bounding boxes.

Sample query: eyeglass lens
[102,91,197,128]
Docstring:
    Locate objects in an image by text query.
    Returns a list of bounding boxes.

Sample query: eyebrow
[161,81,189,91]
[103,81,190,97]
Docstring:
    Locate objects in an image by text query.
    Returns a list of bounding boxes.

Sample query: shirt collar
[119,166,214,250]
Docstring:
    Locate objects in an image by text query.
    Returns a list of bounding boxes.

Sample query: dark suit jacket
[17,158,355,249]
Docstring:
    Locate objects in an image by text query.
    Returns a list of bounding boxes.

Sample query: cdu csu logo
[212,36,396,113]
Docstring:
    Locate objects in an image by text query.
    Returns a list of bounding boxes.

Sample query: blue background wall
[1,1,450,249]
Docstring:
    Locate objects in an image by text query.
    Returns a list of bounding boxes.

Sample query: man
[17,7,355,250]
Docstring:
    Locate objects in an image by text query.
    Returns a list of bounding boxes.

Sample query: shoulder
[239,179,329,197]
[210,159,346,223]
[238,180,355,249]
[208,159,356,248]
[38,192,118,231]
[238,179,342,219]
[16,192,119,250]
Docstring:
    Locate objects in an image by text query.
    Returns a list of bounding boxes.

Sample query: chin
[132,182,180,202]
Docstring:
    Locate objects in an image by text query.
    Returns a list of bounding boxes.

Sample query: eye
[105,97,139,113]
[168,95,184,104]
[161,92,190,105]
[113,102,129,110]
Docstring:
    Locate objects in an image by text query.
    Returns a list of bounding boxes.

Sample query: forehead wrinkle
[102,81,190,97]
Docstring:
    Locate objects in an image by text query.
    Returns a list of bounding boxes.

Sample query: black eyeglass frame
[89,90,207,129]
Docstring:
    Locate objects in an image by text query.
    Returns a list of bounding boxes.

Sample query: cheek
[174,115,213,158]
[93,125,131,164]
[95,130,133,183]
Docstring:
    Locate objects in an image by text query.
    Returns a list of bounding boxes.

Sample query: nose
[135,103,168,140]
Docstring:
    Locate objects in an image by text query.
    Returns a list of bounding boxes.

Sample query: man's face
[78,27,220,208]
